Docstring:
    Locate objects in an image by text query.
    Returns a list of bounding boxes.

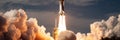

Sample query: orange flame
[58,14,66,34]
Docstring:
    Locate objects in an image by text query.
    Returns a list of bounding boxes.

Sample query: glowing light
[58,14,66,33]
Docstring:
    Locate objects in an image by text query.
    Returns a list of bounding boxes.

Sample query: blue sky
[0,0,120,33]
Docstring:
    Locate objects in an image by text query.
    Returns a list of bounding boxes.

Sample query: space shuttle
[59,0,65,15]
[53,0,66,40]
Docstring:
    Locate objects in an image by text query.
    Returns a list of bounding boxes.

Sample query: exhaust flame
[57,0,66,34]
[58,14,66,34]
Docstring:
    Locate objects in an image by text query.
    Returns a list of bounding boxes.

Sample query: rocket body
[59,0,65,15]
[58,0,66,33]
[53,0,66,40]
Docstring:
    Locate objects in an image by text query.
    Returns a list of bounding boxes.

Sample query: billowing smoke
[0,9,54,40]
[0,9,120,40]
[76,15,120,40]
[58,30,76,40]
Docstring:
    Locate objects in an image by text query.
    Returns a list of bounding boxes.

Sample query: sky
[0,0,120,33]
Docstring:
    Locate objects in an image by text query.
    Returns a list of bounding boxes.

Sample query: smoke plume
[0,9,53,40]
[76,15,120,40]
[0,9,120,40]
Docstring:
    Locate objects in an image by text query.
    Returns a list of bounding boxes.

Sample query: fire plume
[58,14,66,34]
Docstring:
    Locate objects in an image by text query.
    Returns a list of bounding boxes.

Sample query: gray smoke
[58,30,76,40]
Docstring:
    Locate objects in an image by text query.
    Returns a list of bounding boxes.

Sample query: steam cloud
[0,9,120,40]
[76,15,120,40]
[0,9,53,40]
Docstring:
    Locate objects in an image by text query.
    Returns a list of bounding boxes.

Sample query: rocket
[53,0,66,40]
[58,0,66,33]
[59,0,65,15]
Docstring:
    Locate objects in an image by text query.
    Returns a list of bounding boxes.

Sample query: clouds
[0,9,54,40]
[26,0,55,5]
[76,14,120,40]
[0,0,55,6]
[66,0,99,6]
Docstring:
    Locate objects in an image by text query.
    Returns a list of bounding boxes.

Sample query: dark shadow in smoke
[102,35,120,40]
[0,16,7,32]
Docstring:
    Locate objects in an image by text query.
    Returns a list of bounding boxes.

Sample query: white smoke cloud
[76,14,120,40]
[113,15,120,37]
[76,32,86,40]
[0,9,54,40]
